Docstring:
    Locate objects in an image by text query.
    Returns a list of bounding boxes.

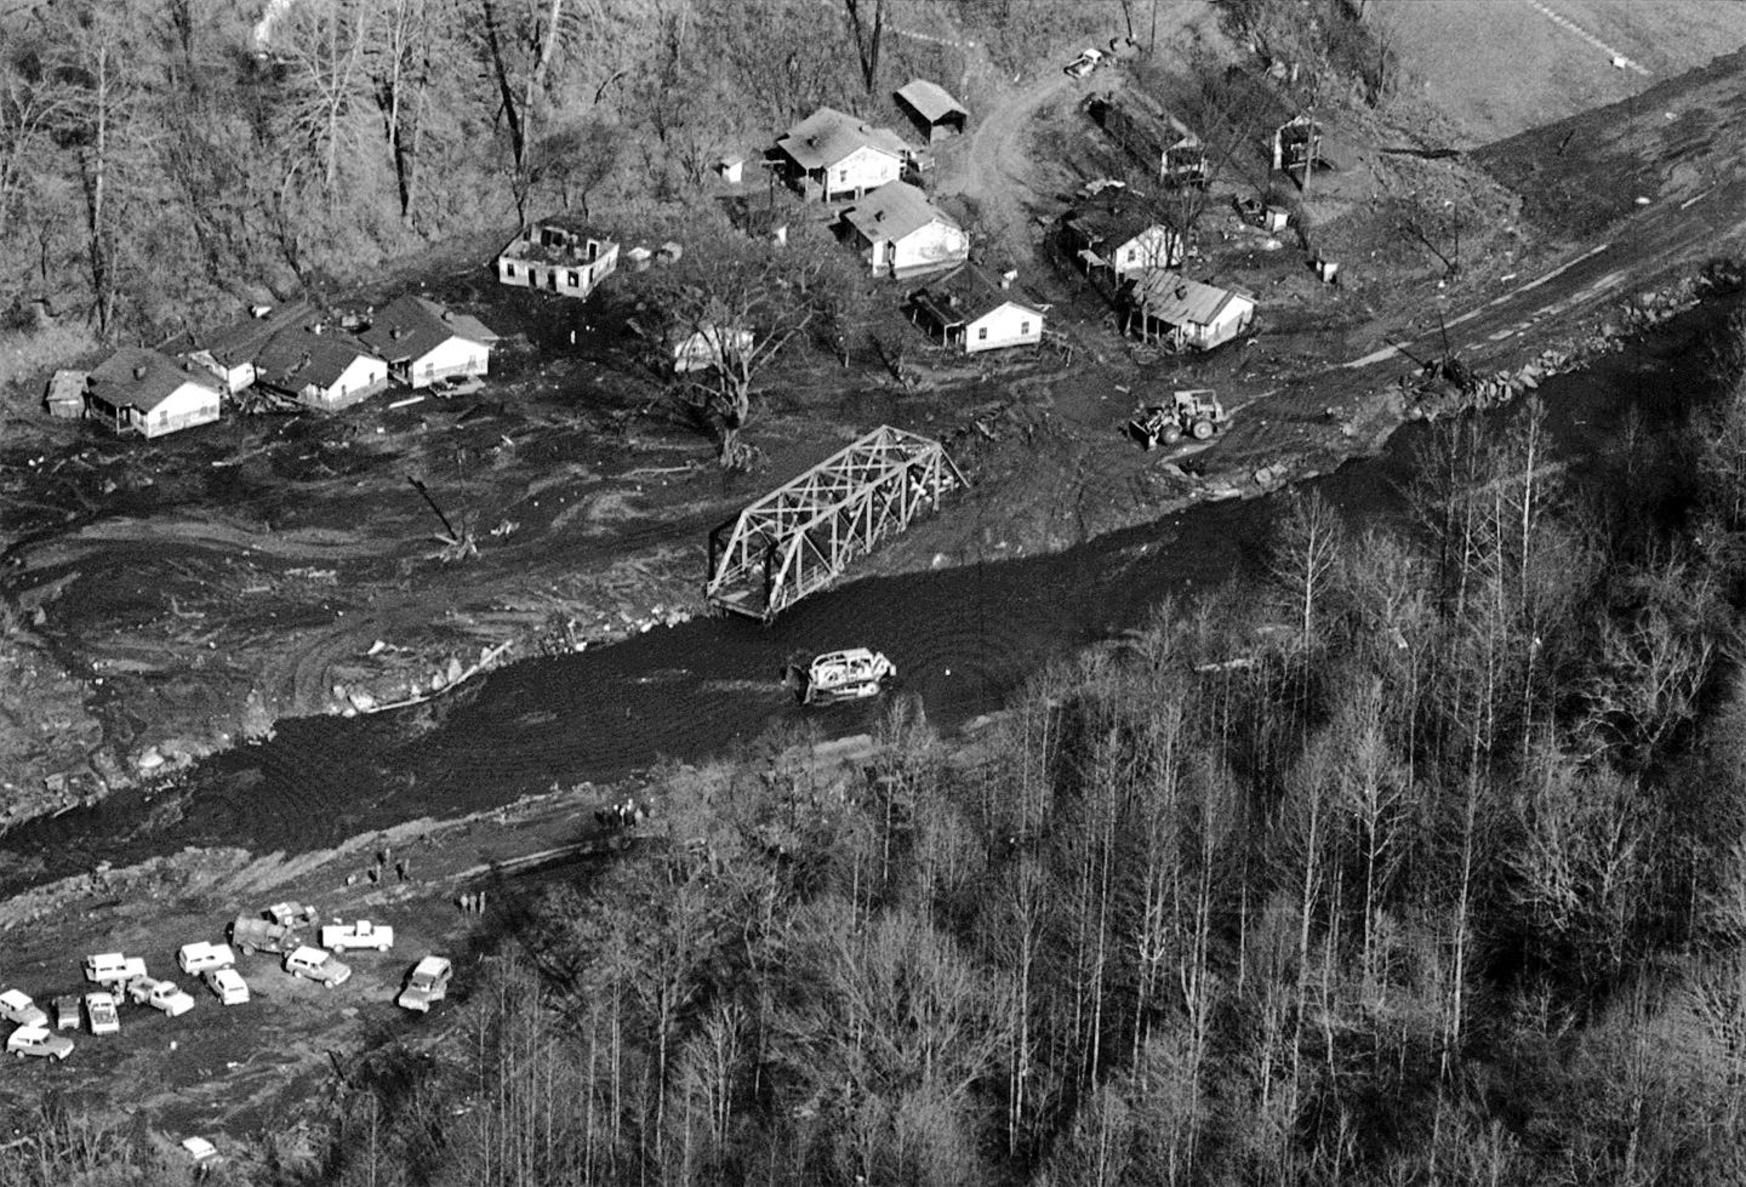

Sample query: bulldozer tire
[1191,419,1215,441]
[1160,424,1183,446]
[238,943,254,956]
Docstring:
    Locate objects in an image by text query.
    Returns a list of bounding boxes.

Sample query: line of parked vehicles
[3,900,452,1062]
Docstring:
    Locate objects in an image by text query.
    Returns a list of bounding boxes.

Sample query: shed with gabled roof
[895,80,968,143]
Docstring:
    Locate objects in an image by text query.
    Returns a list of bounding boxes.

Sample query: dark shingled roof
[89,347,220,412]
[357,295,499,364]
[194,302,315,367]
[777,107,910,171]
[843,182,957,242]
[254,329,379,391]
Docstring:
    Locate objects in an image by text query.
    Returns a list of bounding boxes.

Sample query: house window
[977,327,988,341]
[1020,321,1031,334]
[1126,248,1136,262]
[505,264,516,278]
[568,270,581,287]
[838,169,848,183]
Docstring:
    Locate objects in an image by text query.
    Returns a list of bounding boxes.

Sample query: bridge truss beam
[705,425,966,620]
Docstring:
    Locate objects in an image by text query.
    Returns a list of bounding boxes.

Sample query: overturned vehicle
[782,648,897,705]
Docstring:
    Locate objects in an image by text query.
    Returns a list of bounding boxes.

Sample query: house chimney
[441,309,453,322]
[132,364,148,381]
[391,327,404,340]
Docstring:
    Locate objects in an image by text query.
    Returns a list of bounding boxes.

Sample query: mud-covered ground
[3,2,1746,1144]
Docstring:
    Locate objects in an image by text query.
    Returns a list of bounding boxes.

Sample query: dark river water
[0,308,1711,889]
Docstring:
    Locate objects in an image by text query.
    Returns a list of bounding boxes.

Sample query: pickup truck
[228,916,302,957]
[396,956,452,1013]
[320,920,396,953]
[144,981,195,1018]
[84,992,120,1035]
[284,946,352,988]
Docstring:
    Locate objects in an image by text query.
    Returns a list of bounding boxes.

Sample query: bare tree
[643,237,820,468]
[843,0,886,95]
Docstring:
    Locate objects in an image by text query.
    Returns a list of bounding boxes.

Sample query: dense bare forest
[0,0,1113,376]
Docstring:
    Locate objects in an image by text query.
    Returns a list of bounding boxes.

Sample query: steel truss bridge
[706,425,966,620]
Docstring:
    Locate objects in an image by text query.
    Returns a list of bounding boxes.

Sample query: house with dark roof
[840,182,968,279]
[774,107,913,203]
[358,295,499,389]
[496,216,620,299]
[1059,195,1184,282]
[906,274,1045,355]
[895,79,968,143]
[1122,269,1256,351]
[252,328,389,411]
[186,301,315,393]
[86,348,222,437]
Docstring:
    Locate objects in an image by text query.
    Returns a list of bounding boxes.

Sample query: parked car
[1064,47,1103,78]
[284,946,352,988]
[177,941,236,976]
[204,968,250,1006]
[431,375,484,398]
[83,952,147,987]
[84,992,120,1036]
[228,916,302,957]
[181,1136,222,1170]
[320,920,395,953]
[6,1024,72,1061]
[396,956,453,1013]
[52,995,80,1031]
[0,990,48,1029]
[146,981,195,1018]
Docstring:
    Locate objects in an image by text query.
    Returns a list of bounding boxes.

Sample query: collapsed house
[1121,269,1256,351]
[1086,91,1208,187]
[496,217,620,299]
